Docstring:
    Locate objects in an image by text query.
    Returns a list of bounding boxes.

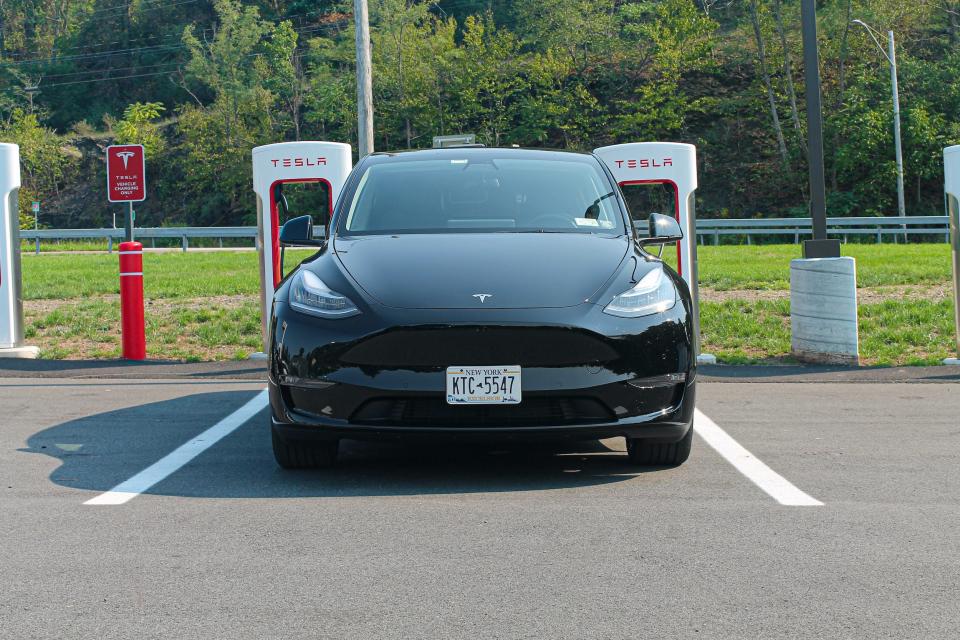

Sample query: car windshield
[341,155,625,235]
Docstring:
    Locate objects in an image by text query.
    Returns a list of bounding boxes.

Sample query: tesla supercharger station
[252,141,353,351]
[0,143,38,358]
[944,145,960,365]
[594,142,712,364]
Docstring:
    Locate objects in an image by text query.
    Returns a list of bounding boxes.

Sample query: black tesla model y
[268,148,696,468]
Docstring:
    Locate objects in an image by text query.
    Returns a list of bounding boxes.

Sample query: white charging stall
[0,143,38,358]
[944,145,960,365]
[593,142,711,364]
[252,141,353,350]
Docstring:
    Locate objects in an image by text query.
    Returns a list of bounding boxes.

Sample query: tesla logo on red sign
[613,158,674,169]
[106,144,146,203]
[270,157,327,168]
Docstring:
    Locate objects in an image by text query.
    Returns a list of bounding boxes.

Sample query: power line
[6,18,348,68]
[5,1,500,81]
[5,1,499,66]
[4,0,500,70]
[78,0,202,21]
[5,30,174,60]
[4,5,347,62]
[40,60,185,81]
[8,43,185,67]
[37,69,183,88]
[3,0,193,29]
[6,0,204,28]
[9,23,343,67]
[37,47,312,89]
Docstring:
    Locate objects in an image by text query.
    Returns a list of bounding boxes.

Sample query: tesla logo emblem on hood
[116,151,135,169]
[473,293,492,303]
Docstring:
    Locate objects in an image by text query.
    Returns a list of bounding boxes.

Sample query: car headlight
[603,266,677,318]
[289,270,360,319]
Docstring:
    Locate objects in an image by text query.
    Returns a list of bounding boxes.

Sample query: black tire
[626,424,693,466]
[271,425,338,469]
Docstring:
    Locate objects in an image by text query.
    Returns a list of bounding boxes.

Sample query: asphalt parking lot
[2,362,959,639]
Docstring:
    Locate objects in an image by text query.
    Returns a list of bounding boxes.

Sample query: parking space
[699,382,960,506]
[2,373,959,638]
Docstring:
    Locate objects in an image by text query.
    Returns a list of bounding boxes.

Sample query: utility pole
[24,85,39,113]
[354,0,374,158]
[800,0,839,258]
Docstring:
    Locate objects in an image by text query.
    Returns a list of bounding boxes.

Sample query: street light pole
[888,30,907,236]
[800,0,838,258]
[852,20,907,239]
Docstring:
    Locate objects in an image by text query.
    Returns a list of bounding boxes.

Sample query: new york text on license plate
[446,366,521,405]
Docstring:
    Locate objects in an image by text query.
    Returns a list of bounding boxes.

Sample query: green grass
[700,300,792,363]
[662,243,953,289]
[21,244,952,300]
[17,244,958,364]
[858,299,957,366]
[25,297,265,360]
[21,241,114,252]
[701,298,957,366]
[21,250,316,299]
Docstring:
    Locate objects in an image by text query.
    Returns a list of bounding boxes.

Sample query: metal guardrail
[21,227,258,253]
[693,216,950,244]
[18,216,952,253]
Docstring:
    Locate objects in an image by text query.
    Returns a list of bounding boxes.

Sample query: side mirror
[638,212,683,246]
[279,215,323,247]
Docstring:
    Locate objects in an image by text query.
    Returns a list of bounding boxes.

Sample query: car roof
[364,147,597,164]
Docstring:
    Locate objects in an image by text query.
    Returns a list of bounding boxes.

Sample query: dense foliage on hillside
[1,0,958,228]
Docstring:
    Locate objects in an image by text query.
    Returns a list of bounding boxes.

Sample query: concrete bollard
[790,257,860,365]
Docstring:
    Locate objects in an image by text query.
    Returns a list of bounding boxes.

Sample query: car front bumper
[268,294,696,444]
[269,376,695,444]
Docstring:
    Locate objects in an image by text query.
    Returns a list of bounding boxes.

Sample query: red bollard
[118,241,146,360]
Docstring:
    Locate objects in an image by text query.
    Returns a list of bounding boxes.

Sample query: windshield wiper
[584,191,617,219]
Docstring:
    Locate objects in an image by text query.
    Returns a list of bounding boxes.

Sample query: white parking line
[694,409,823,507]
[84,389,269,506]
[83,390,818,507]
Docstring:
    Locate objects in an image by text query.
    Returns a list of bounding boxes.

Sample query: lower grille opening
[350,396,615,428]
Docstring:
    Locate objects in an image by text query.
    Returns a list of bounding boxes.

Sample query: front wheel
[626,424,693,466]
[272,424,338,469]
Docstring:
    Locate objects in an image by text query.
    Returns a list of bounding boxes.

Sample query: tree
[511,0,618,79]
[749,0,790,172]
[262,20,305,140]
[456,15,528,147]
[613,0,716,142]
[301,34,357,142]
[113,102,167,156]
[770,0,802,144]
[2,0,960,226]
[177,0,298,223]
[182,0,279,145]
[0,109,73,208]
[371,0,436,149]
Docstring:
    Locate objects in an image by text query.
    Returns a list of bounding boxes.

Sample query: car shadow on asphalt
[22,390,674,499]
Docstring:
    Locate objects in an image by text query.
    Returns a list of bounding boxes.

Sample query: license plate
[446,366,522,405]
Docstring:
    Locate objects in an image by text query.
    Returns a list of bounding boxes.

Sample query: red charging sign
[106,144,146,202]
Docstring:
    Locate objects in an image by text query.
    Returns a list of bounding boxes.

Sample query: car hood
[334,233,629,309]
